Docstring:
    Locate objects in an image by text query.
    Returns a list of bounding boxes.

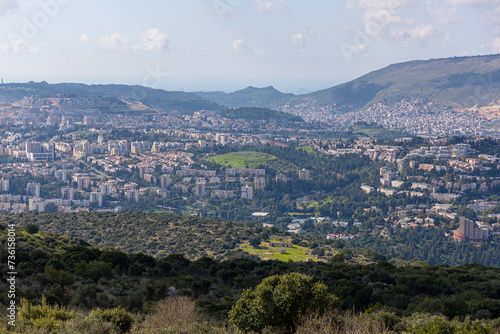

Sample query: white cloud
[490,37,500,53]
[426,1,459,24]
[443,31,452,45]
[134,28,170,52]
[1,39,38,53]
[432,0,500,36]
[390,23,434,41]
[98,32,130,52]
[254,0,289,12]
[443,0,490,5]
[292,29,315,47]
[80,34,91,44]
[346,0,438,44]
[80,29,171,53]
[254,48,265,56]
[232,38,245,50]
[0,0,19,16]
[346,0,410,10]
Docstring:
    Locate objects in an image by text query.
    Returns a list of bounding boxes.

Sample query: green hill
[0,212,328,261]
[194,85,295,108]
[295,54,500,111]
[205,151,299,171]
[195,54,500,113]
[0,82,222,113]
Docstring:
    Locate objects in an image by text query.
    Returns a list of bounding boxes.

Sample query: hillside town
[0,94,498,247]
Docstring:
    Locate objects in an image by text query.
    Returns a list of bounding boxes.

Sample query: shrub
[25,223,40,234]
[296,310,390,334]
[229,272,336,333]
[89,307,134,334]
[17,296,76,333]
[58,315,120,334]
[145,296,200,330]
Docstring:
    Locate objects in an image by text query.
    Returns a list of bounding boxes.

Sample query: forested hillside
[0,212,341,261]
[3,220,500,333]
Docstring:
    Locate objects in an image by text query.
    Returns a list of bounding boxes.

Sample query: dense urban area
[2,88,500,333]
[0,94,499,247]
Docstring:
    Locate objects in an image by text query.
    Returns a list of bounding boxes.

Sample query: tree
[25,223,39,234]
[249,236,261,247]
[228,272,336,333]
[45,202,58,213]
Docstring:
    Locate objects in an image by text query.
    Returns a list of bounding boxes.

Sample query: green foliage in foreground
[4,297,499,333]
[5,218,500,333]
[229,273,336,333]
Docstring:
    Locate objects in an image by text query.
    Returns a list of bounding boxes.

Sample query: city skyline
[0,0,499,93]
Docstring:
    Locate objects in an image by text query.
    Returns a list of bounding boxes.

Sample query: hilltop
[195,54,500,113]
[0,82,222,113]
[296,54,500,111]
[194,86,295,108]
[5,54,500,117]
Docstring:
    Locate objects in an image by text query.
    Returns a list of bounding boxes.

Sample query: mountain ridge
[3,54,500,115]
[196,54,500,113]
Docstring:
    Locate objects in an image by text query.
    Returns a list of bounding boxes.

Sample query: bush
[45,266,75,287]
[25,223,40,234]
[144,296,200,330]
[58,315,120,334]
[89,307,134,334]
[296,310,390,334]
[229,272,337,333]
[17,297,76,333]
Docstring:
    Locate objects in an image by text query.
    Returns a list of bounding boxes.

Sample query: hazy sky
[0,0,499,93]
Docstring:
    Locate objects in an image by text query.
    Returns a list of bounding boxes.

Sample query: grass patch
[205,151,298,171]
[287,212,309,216]
[296,146,315,153]
[240,241,318,262]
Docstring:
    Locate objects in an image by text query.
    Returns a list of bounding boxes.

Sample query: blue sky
[0,0,499,93]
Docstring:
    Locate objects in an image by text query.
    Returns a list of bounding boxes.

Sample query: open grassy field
[296,146,315,153]
[205,151,298,171]
[239,241,323,262]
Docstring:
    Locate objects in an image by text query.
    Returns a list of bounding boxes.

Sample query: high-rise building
[100,183,114,195]
[151,142,160,153]
[160,174,171,189]
[73,140,90,158]
[125,190,139,202]
[29,198,45,212]
[195,182,206,197]
[276,173,290,182]
[61,187,75,201]
[54,169,67,182]
[458,217,488,241]
[299,169,310,181]
[254,177,266,190]
[89,192,103,207]
[26,141,55,161]
[75,176,90,190]
[84,116,94,126]
[241,185,253,200]
[27,183,41,197]
[0,178,9,192]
